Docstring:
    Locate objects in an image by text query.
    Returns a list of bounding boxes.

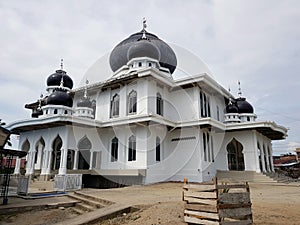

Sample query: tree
[0,119,12,147]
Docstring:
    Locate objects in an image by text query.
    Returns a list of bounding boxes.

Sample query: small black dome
[47,69,73,89]
[77,97,92,108]
[225,102,239,114]
[32,109,43,118]
[47,89,73,107]
[128,39,160,61]
[236,97,254,114]
[109,31,177,74]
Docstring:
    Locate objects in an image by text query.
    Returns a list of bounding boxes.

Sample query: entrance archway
[78,136,91,170]
[51,136,62,170]
[227,138,245,171]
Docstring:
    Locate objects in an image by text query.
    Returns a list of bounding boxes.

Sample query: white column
[46,150,52,175]
[73,150,79,170]
[260,146,266,173]
[59,149,67,175]
[14,157,21,175]
[89,150,94,170]
[25,151,33,175]
[41,149,48,175]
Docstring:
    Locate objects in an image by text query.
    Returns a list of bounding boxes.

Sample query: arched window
[51,135,62,170]
[203,133,207,161]
[34,138,45,165]
[111,137,118,162]
[156,137,161,162]
[156,93,163,116]
[78,136,92,170]
[110,93,120,117]
[128,135,136,161]
[128,90,137,114]
[226,138,245,171]
[54,109,58,114]
[200,90,210,118]
[21,139,30,152]
[64,110,68,114]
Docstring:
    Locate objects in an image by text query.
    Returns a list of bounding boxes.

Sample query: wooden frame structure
[183,178,253,225]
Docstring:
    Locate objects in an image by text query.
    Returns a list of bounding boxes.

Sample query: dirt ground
[0,182,299,225]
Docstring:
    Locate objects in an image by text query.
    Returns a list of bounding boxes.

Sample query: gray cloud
[0,0,299,154]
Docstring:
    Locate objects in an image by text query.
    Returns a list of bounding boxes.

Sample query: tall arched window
[200,90,210,118]
[35,138,45,165]
[128,135,136,161]
[156,93,163,116]
[78,136,92,170]
[51,135,62,170]
[128,90,137,114]
[111,137,118,162]
[226,138,245,171]
[22,139,30,152]
[156,137,161,162]
[110,93,120,117]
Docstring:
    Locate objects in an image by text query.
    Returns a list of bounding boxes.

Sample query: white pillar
[46,150,52,175]
[89,150,94,170]
[73,150,78,170]
[59,149,67,175]
[14,157,21,175]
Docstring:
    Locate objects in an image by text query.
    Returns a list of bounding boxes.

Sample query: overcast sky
[0,0,299,155]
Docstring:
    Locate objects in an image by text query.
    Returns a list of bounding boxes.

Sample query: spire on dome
[142,17,147,39]
[84,79,89,98]
[238,80,242,97]
[60,59,64,70]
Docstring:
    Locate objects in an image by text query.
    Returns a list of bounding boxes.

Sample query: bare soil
[0,182,299,225]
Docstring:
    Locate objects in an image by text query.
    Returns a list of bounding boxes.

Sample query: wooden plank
[184,196,217,205]
[185,203,218,213]
[219,193,250,204]
[220,218,252,225]
[219,207,252,220]
[185,209,219,220]
[184,216,220,225]
[218,203,251,209]
[217,184,248,190]
[184,190,217,199]
[184,184,216,191]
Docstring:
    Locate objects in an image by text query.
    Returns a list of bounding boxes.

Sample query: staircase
[67,191,114,215]
[216,170,277,183]
[265,172,299,183]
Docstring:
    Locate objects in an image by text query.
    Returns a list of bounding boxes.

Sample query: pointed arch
[21,139,30,152]
[156,137,161,162]
[111,137,118,162]
[51,135,62,170]
[34,137,45,167]
[110,93,120,117]
[257,142,263,172]
[226,138,245,171]
[128,90,137,114]
[77,136,91,169]
[156,92,163,116]
[128,135,136,161]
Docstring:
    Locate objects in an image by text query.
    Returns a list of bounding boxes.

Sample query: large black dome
[47,89,73,107]
[47,69,73,89]
[235,97,254,114]
[225,102,239,114]
[109,31,177,74]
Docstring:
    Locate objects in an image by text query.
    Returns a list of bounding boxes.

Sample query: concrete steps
[216,170,278,183]
[67,191,114,215]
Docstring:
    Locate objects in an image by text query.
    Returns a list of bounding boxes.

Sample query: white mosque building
[7,23,287,186]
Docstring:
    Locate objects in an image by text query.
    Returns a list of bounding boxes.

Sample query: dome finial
[84,79,89,98]
[142,17,147,39]
[60,59,64,70]
[238,80,242,97]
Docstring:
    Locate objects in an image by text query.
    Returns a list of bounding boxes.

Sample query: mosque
[6,21,287,186]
